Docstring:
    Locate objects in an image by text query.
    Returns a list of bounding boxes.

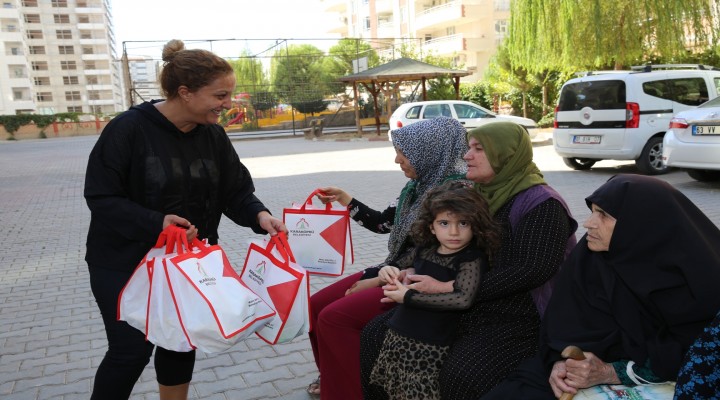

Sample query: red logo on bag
[197,261,217,286]
[255,261,266,275]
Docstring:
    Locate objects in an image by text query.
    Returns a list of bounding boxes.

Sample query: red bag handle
[155,225,191,255]
[265,232,296,264]
[300,189,332,212]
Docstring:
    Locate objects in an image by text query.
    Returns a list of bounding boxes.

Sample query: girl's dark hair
[159,39,234,99]
[411,181,501,260]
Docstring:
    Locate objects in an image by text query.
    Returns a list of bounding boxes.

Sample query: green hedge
[0,113,81,137]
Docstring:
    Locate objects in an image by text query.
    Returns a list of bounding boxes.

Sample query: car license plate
[573,135,601,144]
[693,125,720,135]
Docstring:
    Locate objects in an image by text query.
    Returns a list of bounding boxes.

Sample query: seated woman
[675,310,720,398]
[482,174,720,399]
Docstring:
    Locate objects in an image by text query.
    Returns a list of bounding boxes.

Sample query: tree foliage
[507,0,720,71]
[229,50,268,94]
[328,38,380,76]
[270,44,339,114]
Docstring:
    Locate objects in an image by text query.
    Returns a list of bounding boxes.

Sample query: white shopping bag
[283,189,353,276]
[118,225,275,353]
[239,232,311,345]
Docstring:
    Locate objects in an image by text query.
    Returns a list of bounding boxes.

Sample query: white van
[553,65,720,174]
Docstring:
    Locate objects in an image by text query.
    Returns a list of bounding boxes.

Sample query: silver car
[663,96,720,182]
[388,100,538,139]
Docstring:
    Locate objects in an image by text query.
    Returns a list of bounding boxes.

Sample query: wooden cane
[558,345,586,400]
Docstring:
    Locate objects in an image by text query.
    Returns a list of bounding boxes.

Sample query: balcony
[376,21,395,39]
[327,16,349,35]
[423,33,466,55]
[322,0,346,13]
[415,1,483,32]
[79,38,107,45]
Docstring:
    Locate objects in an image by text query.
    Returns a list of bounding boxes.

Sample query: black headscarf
[540,174,720,380]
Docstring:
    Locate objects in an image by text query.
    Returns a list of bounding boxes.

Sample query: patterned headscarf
[386,117,469,262]
[466,121,546,215]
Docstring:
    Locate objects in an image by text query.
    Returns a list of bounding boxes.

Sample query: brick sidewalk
[0,135,718,399]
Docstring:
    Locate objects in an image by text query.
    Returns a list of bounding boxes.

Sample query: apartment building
[126,55,161,105]
[0,0,123,115]
[323,0,510,82]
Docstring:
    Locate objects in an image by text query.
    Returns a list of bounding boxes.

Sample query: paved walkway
[0,135,718,399]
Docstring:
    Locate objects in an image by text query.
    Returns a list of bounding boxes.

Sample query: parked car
[388,100,538,139]
[553,64,720,175]
[663,95,720,182]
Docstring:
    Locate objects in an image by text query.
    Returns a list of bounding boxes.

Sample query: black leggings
[89,267,195,400]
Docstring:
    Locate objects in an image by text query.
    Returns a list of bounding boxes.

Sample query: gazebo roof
[338,57,471,83]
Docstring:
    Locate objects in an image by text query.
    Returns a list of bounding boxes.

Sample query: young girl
[361,181,501,400]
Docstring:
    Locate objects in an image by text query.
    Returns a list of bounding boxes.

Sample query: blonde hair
[159,39,233,99]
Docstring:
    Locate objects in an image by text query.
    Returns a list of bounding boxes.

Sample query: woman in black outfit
[84,39,285,400]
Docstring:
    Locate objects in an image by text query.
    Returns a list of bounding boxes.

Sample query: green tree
[229,50,268,95]
[328,38,380,76]
[507,0,720,71]
[270,44,339,115]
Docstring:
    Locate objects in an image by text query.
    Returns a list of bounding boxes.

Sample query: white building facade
[323,0,511,82]
[0,0,122,115]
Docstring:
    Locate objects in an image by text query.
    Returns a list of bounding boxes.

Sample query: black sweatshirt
[84,101,268,272]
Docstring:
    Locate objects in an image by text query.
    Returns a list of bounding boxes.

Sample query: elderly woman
[482,174,720,399]
[360,121,578,399]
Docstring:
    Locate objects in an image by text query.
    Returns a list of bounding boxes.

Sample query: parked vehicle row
[388,100,538,138]
[552,64,720,181]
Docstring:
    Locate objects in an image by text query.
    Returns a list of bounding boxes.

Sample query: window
[10,66,27,77]
[84,61,96,69]
[65,91,81,101]
[422,104,452,118]
[88,90,101,100]
[63,76,79,85]
[60,60,76,70]
[9,46,21,55]
[56,29,72,39]
[54,14,70,23]
[80,30,92,39]
[86,76,99,84]
[36,92,53,102]
[364,16,370,30]
[446,26,456,36]
[24,14,40,23]
[28,46,45,54]
[90,105,102,114]
[4,24,17,32]
[26,30,43,39]
[22,0,38,6]
[643,78,710,106]
[82,46,94,54]
[3,2,14,8]
[58,45,74,54]
[495,20,508,36]
[13,90,25,100]
[78,15,89,23]
[453,104,489,119]
[67,106,83,113]
[51,0,68,7]
[33,77,50,85]
[31,61,48,70]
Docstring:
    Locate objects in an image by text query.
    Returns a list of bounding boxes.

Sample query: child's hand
[380,278,408,303]
[378,266,401,285]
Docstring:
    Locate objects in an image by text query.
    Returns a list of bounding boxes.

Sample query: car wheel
[635,136,668,175]
[563,157,596,170]
[687,169,720,182]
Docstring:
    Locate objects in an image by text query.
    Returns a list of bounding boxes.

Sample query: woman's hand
[405,274,454,294]
[549,352,620,397]
[163,214,198,242]
[257,211,287,236]
[316,186,352,207]
[345,277,381,296]
[378,265,401,285]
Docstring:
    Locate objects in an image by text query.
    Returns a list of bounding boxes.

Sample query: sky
[111,0,341,59]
